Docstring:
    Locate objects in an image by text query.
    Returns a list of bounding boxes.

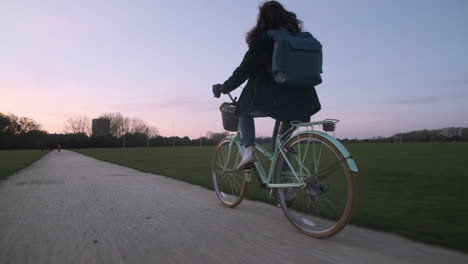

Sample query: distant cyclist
[213,1,321,170]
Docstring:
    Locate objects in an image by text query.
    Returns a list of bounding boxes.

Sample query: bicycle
[212,92,359,238]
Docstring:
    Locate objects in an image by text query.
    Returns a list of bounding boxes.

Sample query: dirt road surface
[0,150,466,264]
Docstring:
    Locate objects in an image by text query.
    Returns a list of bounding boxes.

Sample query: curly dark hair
[246,1,303,46]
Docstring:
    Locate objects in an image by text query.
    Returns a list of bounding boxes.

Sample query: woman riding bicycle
[213,1,321,170]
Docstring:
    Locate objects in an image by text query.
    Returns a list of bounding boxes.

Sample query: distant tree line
[3,112,467,149]
[0,113,47,149]
[0,112,235,149]
[339,127,468,143]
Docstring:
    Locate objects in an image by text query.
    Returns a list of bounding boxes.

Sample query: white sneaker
[236,145,257,170]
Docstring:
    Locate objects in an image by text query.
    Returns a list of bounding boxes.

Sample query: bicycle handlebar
[212,84,237,103]
[227,93,236,102]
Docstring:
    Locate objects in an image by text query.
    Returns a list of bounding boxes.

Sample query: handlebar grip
[212,84,222,98]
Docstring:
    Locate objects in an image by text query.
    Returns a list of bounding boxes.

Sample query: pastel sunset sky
[1,0,467,139]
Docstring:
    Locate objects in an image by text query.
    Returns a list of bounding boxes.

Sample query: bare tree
[98,113,153,138]
[64,116,90,135]
[99,113,126,137]
[0,113,41,134]
[148,126,160,138]
[122,117,131,135]
[0,113,10,134]
[3,114,20,134]
[440,127,463,138]
[129,118,149,134]
[18,117,41,133]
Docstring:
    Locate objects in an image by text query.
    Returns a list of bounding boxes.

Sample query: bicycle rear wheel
[212,138,246,208]
[274,133,356,238]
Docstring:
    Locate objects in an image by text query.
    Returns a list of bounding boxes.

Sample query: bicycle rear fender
[289,130,359,173]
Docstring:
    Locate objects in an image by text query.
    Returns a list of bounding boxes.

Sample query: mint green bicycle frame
[222,119,359,189]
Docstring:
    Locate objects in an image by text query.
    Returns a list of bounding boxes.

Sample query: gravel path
[0,150,466,264]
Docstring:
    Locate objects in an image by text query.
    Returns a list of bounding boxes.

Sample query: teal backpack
[267,28,323,88]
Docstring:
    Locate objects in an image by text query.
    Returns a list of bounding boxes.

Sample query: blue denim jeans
[239,115,295,172]
[238,111,293,149]
[238,111,265,147]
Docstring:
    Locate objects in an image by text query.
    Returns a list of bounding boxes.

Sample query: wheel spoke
[312,140,316,174]
[316,162,343,181]
[233,152,241,168]
[231,173,241,186]
[300,137,311,176]
[231,177,241,193]
[217,148,226,168]
[321,196,341,219]
[219,173,229,185]
[315,144,323,174]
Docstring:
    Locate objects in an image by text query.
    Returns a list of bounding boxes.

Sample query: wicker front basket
[220,102,238,132]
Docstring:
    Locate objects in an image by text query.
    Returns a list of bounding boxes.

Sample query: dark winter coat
[221,32,321,122]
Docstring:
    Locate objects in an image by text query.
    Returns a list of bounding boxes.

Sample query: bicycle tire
[212,138,247,208]
[274,133,356,238]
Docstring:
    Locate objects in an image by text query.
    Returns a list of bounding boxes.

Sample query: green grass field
[74,142,468,253]
[0,150,50,180]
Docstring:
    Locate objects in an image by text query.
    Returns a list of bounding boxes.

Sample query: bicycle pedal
[268,189,275,200]
[244,170,252,182]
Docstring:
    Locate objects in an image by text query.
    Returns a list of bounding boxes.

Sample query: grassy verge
[0,150,50,180]
[73,142,468,253]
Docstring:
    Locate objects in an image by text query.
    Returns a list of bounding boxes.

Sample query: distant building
[92,119,111,136]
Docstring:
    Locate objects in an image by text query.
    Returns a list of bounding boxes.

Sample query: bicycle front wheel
[212,138,246,208]
[274,133,356,238]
